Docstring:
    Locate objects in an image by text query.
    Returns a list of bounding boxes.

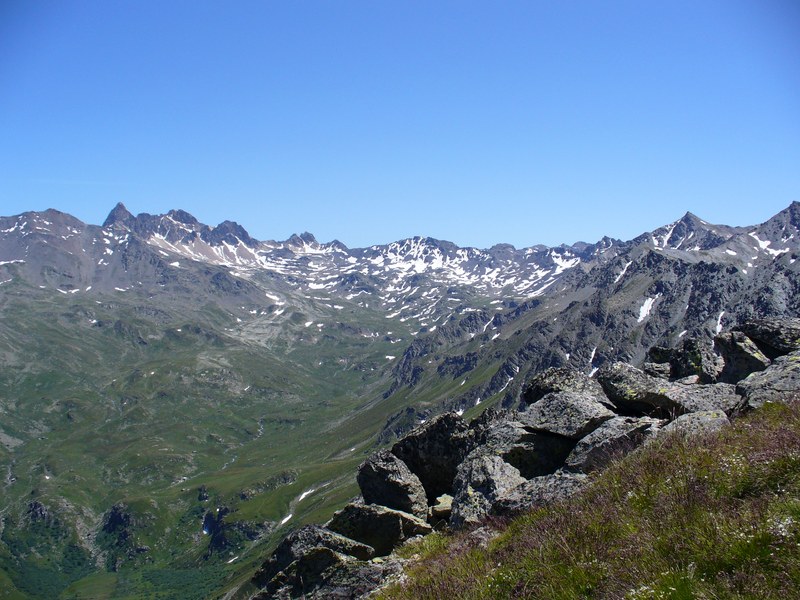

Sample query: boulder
[429,494,453,523]
[597,362,681,416]
[564,416,665,473]
[647,346,674,364]
[661,410,730,436]
[670,338,723,383]
[492,470,588,516]
[327,503,431,557]
[736,351,800,409]
[714,332,771,383]
[356,451,428,519]
[643,361,672,379]
[517,391,615,439]
[597,362,743,417]
[449,453,526,528]
[522,367,610,406]
[252,525,375,589]
[391,412,471,502]
[660,381,744,416]
[735,318,800,359]
[253,546,403,600]
[477,419,577,479]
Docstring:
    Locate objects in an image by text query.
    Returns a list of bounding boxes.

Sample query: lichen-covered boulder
[522,367,611,407]
[327,503,431,557]
[670,338,723,383]
[564,416,665,473]
[735,318,800,360]
[449,453,526,528]
[391,412,471,502]
[714,331,771,383]
[252,525,375,591]
[736,350,800,409]
[357,451,428,519]
[597,362,744,416]
[517,391,615,439]
[491,470,588,516]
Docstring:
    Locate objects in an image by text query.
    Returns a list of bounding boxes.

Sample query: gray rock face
[522,367,609,406]
[670,338,723,383]
[597,362,683,416]
[662,381,744,416]
[597,362,743,417]
[565,416,665,473]
[736,351,800,409]
[478,419,577,479]
[661,410,730,436]
[357,451,428,520]
[449,453,526,528]
[518,391,615,439]
[252,525,376,592]
[643,361,672,379]
[254,547,403,600]
[492,470,588,516]
[327,503,432,557]
[735,318,800,359]
[391,412,471,502]
[714,332,771,383]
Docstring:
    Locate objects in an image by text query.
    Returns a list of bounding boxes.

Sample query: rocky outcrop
[356,451,428,520]
[597,362,744,417]
[251,318,800,599]
[327,504,432,557]
[253,525,376,589]
[492,470,588,516]
[522,368,608,406]
[450,454,526,527]
[735,318,800,359]
[254,547,403,600]
[714,332,771,383]
[390,413,471,502]
[564,416,665,473]
[736,350,800,409]
[517,391,615,439]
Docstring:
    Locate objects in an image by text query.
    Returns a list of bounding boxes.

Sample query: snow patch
[637,294,661,323]
[715,311,725,334]
[614,261,632,284]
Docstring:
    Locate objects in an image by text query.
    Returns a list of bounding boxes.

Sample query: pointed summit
[102,202,133,228]
[202,220,258,247]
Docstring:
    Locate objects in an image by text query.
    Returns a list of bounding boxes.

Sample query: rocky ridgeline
[250,318,800,599]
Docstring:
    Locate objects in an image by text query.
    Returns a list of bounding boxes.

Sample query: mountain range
[0,201,798,598]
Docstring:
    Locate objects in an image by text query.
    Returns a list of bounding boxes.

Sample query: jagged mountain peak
[203,220,258,248]
[165,208,200,226]
[102,202,133,227]
[287,231,318,246]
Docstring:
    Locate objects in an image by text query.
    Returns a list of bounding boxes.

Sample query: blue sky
[1,1,798,249]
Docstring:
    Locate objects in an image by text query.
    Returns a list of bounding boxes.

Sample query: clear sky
[1,1,798,249]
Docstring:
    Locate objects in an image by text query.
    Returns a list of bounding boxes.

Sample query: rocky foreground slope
[250,317,800,599]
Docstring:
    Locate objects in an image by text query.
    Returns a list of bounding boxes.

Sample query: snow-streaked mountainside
[1,201,799,598]
[1,202,797,333]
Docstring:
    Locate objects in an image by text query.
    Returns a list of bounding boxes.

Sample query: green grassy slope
[0,281,489,598]
[381,400,800,599]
